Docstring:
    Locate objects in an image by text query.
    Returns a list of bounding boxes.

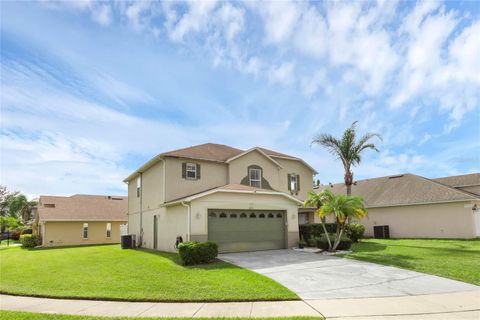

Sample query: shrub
[10,231,21,240]
[20,234,40,248]
[21,229,33,235]
[316,233,352,251]
[307,236,317,247]
[345,223,365,242]
[178,241,218,265]
[299,223,337,241]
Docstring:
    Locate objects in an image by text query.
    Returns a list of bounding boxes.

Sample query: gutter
[181,201,191,241]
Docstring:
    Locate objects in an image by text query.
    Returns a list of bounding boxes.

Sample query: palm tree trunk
[320,216,332,250]
[332,225,345,251]
[344,169,353,196]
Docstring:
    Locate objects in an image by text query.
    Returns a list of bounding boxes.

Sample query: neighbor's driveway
[219,250,479,300]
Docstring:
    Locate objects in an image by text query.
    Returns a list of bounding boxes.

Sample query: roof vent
[388,174,404,179]
[111,197,123,200]
[44,204,55,208]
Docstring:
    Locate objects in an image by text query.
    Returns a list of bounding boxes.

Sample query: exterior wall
[165,158,228,202]
[228,150,280,189]
[188,192,301,248]
[276,158,315,201]
[42,221,125,247]
[127,176,141,218]
[142,161,164,211]
[134,205,187,253]
[362,201,477,239]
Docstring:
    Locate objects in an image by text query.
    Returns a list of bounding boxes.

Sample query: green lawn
[0,239,20,247]
[0,245,297,302]
[343,238,480,285]
[0,311,322,320]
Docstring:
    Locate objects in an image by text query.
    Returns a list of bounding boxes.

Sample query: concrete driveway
[219,250,479,300]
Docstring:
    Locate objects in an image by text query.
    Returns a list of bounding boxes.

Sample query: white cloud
[255,1,301,44]
[168,1,218,42]
[268,62,295,86]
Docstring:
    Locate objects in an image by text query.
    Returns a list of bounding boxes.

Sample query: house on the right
[325,173,480,239]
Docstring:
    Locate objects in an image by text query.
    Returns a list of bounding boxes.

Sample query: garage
[208,209,286,253]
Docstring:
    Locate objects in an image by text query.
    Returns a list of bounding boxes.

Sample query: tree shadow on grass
[351,241,387,253]
[348,253,419,270]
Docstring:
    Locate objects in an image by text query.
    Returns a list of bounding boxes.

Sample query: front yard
[343,238,480,285]
[0,245,297,302]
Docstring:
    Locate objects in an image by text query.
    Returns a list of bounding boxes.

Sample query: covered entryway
[208,209,286,253]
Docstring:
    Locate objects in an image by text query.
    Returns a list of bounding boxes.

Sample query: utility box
[373,225,390,239]
[121,234,136,249]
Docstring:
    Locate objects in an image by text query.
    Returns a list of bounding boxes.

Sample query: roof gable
[225,147,282,168]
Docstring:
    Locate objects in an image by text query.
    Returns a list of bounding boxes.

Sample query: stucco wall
[42,221,125,247]
[362,201,477,239]
[165,158,228,202]
[142,161,164,210]
[228,150,280,189]
[276,158,315,201]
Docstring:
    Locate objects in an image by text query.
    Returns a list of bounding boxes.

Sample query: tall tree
[312,121,382,196]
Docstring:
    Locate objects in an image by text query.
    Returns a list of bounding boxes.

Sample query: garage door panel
[208,209,286,253]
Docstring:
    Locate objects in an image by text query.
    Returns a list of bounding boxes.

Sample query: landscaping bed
[342,238,480,285]
[0,245,297,302]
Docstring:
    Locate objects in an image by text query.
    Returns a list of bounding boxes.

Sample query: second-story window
[249,168,262,188]
[136,176,141,198]
[186,163,197,179]
[288,174,300,193]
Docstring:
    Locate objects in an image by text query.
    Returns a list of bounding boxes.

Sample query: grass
[0,244,297,302]
[0,239,20,246]
[0,311,322,320]
[342,238,480,285]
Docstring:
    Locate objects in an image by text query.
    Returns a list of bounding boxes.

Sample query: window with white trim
[83,223,88,239]
[290,174,298,191]
[136,176,141,198]
[186,163,197,179]
[249,168,262,188]
[106,223,111,238]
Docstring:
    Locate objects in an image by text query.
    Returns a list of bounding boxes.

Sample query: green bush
[20,234,40,248]
[178,241,218,265]
[345,223,365,242]
[299,223,337,241]
[316,233,352,251]
[307,236,317,247]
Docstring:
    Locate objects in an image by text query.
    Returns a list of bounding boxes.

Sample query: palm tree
[312,121,382,196]
[319,191,367,251]
[304,190,335,250]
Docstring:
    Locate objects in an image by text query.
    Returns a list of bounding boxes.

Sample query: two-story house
[124,143,317,253]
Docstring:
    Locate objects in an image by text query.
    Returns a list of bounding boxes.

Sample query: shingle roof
[434,173,480,188]
[38,195,128,221]
[124,143,315,181]
[162,143,243,162]
[323,173,478,208]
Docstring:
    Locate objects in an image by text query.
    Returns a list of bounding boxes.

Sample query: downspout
[139,172,143,247]
[181,201,191,241]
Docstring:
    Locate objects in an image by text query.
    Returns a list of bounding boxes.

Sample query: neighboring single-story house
[124,143,317,253]
[325,173,480,239]
[36,194,128,247]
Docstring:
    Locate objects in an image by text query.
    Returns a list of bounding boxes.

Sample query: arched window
[276,213,283,218]
[259,213,266,218]
[209,212,217,218]
[219,212,227,218]
[268,213,274,218]
[240,213,247,218]
[230,213,237,218]
[250,213,256,218]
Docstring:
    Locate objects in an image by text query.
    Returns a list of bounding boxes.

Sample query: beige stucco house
[36,195,127,247]
[325,173,480,239]
[124,143,317,253]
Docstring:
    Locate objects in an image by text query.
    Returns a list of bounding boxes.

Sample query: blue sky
[1,1,479,198]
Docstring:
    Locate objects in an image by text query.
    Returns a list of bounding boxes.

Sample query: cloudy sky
[1,1,479,198]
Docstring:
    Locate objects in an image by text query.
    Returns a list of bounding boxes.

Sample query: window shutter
[296,174,300,191]
[287,174,292,191]
[182,163,186,179]
[196,163,201,179]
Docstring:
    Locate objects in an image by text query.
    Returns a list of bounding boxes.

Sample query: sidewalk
[1,291,479,319]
